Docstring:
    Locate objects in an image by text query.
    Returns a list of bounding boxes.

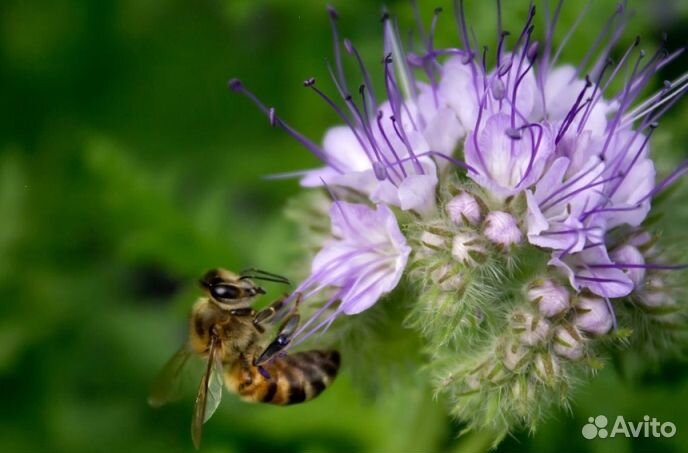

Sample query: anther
[527,42,539,60]
[373,161,387,181]
[381,12,390,22]
[407,54,424,66]
[326,5,338,20]
[491,78,506,100]
[227,78,243,91]
[268,107,276,126]
[505,127,522,140]
[343,38,353,54]
[304,77,316,87]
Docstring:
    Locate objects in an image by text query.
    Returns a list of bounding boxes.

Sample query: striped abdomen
[225,350,340,405]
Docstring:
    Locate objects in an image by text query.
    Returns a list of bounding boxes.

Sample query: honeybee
[148,268,341,449]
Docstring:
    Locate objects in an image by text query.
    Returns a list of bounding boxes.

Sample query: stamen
[384,16,419,105]
[574,2,625,77]
[539,160,605,208]
[638,159,688,203]
[599,50,646,160]
[543,174,621,212]
[496,31,510,72]
[579,2,627,80]
[551,0,592,68]
[228,78,334,167]
[304,77,376,166]
[605,126,655,200]
[622,73,688,127]
[515,122,544,188]
[510,23,535,130]
[556,76,592,144]
[540,0,564,76]
[391,115,424,174]
[583,36,639,126]
[376,110,407,180]
[327,5,348,92]
[587,263,688,271]
[344,39,378,113]
[454,0,474,61]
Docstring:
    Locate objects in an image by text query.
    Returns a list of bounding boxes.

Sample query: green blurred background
[1,0,688,452]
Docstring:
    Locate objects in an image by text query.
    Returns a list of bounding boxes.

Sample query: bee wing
[148,344,194,408]
[191,335,224,450]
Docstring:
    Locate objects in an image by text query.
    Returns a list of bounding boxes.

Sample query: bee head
[200,268,265,306]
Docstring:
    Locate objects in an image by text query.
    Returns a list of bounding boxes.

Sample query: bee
[148,268,341,449]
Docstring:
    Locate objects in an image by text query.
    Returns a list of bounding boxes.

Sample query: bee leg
[229,308,256,317]
[253,292,302,328]
[253,294,289,327]
[253,311,301,366]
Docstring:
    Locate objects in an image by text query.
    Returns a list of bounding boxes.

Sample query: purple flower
[230,12,470,216]
[574,296,614,336]
[446,192,482,225]
[526,155,605,252]
[430,2,687,300]
[228,1,688,441]
[464,113,555,199]
[527,279,571,318]
[286,201,410,343]
[484,211,522,246]
[550,244,633,298]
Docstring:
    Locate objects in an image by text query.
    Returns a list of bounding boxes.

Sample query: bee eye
[210,284,240,301]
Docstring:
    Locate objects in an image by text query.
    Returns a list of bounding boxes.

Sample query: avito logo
[582,415,676,440]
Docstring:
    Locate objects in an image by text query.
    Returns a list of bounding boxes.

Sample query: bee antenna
[239,268,291,285]
[240,275,291,285]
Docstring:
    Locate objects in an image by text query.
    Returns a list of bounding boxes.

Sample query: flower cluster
[231,1,687,443]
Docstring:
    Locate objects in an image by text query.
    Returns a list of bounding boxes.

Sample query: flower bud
[527,279,570,318]
[511,311,550,346]
[533,352,560,383]
[446,192,482,225]
[486,362,509,384]
[637,276,678,315]
[430,264,465,292]
[574,296,613,336]
[465,372,481,390]
[502,340,529,371]
[451,232,486,264]
[628,230,658,256]
[484,211,522,246]
[510,377,534,412]
[553,325,584,360]
[611,244,645,287]
[420,230,447,250]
